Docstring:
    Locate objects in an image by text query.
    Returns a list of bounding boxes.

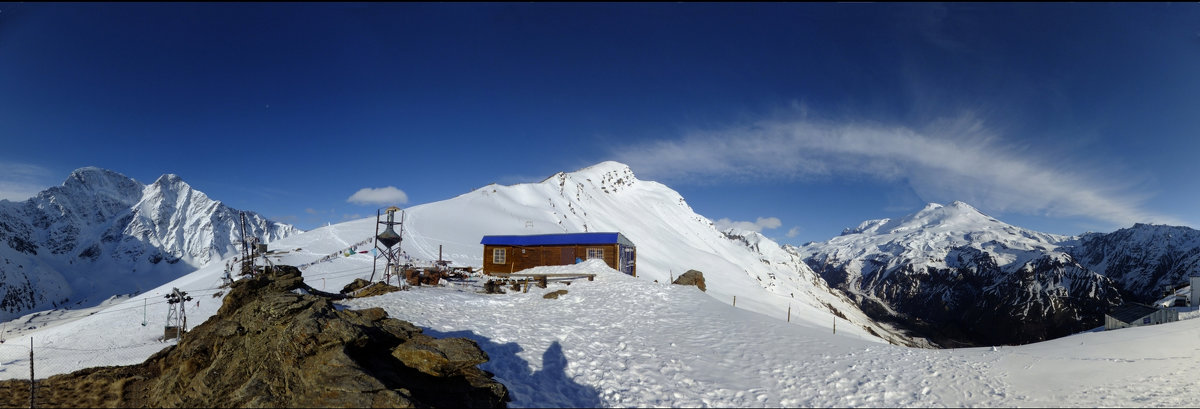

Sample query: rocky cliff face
[0,265,509,408]
[0,167,299,322]
[1067,223,1200,303]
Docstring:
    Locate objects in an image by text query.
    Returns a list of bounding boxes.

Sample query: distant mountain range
[792,201,1200,346]
[0,167,298,322]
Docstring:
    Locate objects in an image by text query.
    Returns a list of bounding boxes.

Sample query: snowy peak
[32,167,143,224]
[571,160,636,181]
[796,200,1120,346]
[542,161,640,197]
[886,201,1000,234]
[0,167,300,322]
[841,202,997,236]
[150,173,187,189]
[834,201,1066,250]
[60,167,142,196]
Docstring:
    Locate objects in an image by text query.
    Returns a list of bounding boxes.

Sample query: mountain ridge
[794,200,1200,346]
[0,167,300,321]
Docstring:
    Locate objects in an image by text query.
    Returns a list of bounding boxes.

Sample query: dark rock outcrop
[672,270,707,292]
[340,278,373,294]
[0,265,509,408]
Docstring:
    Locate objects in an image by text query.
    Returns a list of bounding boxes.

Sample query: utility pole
[370,208,381,281]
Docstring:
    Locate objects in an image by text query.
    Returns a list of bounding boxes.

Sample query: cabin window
[493,248,506,264]
[586,248,604,260]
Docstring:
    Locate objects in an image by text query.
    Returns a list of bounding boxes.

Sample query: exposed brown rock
[339,278,373,294]
[543,290,568,299]
[354,281,405,298]
[0,265,509,408]
[672,270,707,292]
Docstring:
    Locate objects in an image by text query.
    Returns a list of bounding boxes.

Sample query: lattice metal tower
[164,287,192,340]
[371,206,405,284]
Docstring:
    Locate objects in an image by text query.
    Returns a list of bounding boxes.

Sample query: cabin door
[559,248,576,265]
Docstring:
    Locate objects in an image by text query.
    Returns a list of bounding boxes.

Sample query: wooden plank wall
[483,244,620,275]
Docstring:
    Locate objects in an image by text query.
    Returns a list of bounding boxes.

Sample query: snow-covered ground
[6,248,1200,407]
[343,260,1200,407]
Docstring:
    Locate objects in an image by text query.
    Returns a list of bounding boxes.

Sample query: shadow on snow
[424,328,602,408]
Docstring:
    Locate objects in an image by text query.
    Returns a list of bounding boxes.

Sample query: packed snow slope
[6,254,1200,407]
[795,202,1123,347]
[0,167,299,322]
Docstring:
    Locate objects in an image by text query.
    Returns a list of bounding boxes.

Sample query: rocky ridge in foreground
[0,265,509,408]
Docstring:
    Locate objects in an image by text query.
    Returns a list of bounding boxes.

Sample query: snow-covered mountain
[793,201,1124,346]
[368,161,924,346]
[1068,223,1200,303]
[0,167,299,321]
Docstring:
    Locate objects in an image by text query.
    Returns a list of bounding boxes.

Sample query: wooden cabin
[480,232,636,276]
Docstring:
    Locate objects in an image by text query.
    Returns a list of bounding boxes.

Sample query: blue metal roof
[481,232,634,247]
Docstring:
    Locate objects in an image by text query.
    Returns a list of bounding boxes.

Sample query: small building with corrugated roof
[1104,303,1178,330]
[481,232,636,277]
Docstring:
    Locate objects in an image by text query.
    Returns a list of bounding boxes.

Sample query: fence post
[787,305,791,323]
[733,296,736,307]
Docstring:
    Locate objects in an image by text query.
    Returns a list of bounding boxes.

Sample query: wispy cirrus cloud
[0,162,55,202]
[616,114,1177,228]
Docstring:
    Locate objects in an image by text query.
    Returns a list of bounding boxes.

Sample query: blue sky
[2,3,1199,245]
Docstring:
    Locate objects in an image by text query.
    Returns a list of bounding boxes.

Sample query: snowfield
[345,260,1200,408]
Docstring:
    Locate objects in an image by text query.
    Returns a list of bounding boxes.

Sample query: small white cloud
[714,216,783,233]
[786,226,802,238]
[304,208,321,215]
[347,186,409,206]
[756,217,782,230]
